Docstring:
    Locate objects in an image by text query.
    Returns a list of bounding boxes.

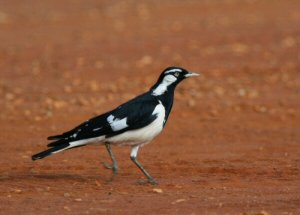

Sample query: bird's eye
[174,72,179,77]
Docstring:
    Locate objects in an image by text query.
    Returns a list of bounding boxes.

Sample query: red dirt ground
[0,1,299,214]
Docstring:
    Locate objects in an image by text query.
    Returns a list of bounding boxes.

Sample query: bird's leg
[103,143,118,176]
[130,145,158,185]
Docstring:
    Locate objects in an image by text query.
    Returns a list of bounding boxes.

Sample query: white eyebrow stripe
[165,68,182,74]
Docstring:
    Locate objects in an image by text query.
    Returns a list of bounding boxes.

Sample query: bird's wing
[47,94,161,147]
[105,95,160,137]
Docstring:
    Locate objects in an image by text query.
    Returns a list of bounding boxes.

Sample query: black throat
[152,86,176,127]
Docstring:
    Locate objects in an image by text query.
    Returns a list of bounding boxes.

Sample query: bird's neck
[150,80,176,97]
[150,83,175,113]
[149,81,176,127]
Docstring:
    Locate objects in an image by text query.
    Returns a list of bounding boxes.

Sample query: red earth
[0,0,299,214]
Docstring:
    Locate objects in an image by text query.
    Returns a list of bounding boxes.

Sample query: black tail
[47,138,68,147]
[47,134,64,140]
[32,143,70,161]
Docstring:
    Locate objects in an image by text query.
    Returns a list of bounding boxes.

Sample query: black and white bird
[32,67,199,184]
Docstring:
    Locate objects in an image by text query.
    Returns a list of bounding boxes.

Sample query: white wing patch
[152,75,177,96]
[107,115,114,123]
[106,100,165,145]
[52,100,166,153]
[71,128,81,138]
[107,114,128,131]
[93,127,102,131]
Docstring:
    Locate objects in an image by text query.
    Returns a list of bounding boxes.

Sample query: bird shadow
[0,171,108,184]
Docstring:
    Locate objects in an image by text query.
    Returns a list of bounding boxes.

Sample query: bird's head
[151,67,200,96]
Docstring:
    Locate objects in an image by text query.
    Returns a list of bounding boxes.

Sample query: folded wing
[47,94,160,147]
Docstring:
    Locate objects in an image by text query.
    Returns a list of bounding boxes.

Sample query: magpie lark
[32,67,199,185]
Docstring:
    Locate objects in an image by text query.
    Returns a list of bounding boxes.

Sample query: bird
[32,66,199,185]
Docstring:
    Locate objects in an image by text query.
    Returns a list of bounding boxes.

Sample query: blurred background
[0,0,299,120]
[0,0,299,214]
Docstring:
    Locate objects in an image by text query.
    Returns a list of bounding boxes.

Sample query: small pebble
[152,188,163,193]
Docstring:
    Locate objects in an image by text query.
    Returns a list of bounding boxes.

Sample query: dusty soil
[0,0,299,214]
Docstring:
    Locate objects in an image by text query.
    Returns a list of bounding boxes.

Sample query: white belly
[106,101,166,146]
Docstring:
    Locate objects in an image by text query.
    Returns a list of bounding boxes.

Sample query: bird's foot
[102,161,118,184]
[102,162,113,169]
[102,162,118,175]
[138,178,158,185]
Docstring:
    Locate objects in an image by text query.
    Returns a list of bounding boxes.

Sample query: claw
[102,162,118,174]
[103,162,113,169]
[148,178,158,185]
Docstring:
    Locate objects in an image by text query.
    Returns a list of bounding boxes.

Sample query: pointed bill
[185,72,200,78]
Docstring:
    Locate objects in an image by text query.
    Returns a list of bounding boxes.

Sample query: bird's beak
[185,72,200,78]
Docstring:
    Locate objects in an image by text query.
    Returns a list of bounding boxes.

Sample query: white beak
[185,72,200,78]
